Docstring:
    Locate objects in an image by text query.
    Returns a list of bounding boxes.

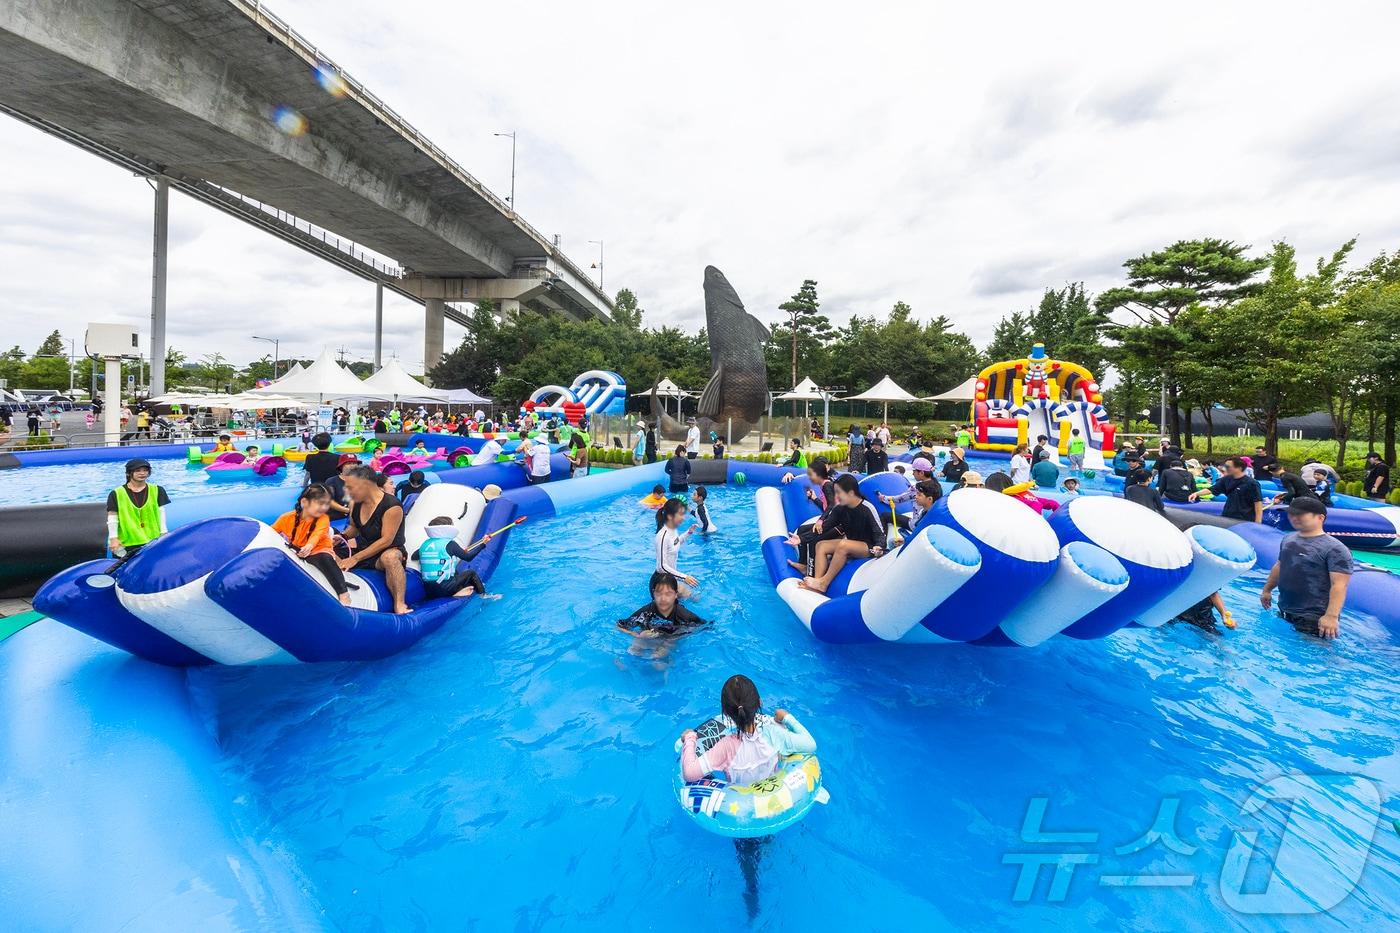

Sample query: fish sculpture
[651,266,772,441]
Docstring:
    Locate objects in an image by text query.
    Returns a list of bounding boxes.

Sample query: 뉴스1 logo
[1002,771,1385,914]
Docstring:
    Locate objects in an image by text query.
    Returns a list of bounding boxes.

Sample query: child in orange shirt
[272,484,351,605]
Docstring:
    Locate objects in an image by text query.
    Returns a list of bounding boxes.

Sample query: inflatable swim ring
[674,716,827,838]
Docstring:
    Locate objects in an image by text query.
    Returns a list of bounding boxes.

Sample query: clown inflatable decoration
[970,343,1115,456]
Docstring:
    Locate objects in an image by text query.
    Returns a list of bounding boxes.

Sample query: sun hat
[961,471,984,486]
[911,457,934,472]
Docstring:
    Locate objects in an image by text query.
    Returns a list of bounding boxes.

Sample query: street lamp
[252,336,280,381]
[494,132,516,210]
[589,239,604,290]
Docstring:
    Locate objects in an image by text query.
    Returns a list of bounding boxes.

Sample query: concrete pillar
[374,283,384,368]
[500,298,521,318]
[149,178,169,398]
[424,297,445,373]
[103,358,122,446]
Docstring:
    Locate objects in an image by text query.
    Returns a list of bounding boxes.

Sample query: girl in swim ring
[679,674,816,785]
[655,497,698,596]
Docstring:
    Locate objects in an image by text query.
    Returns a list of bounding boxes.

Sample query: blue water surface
[184,485,1399,930]
[0,457,307,504]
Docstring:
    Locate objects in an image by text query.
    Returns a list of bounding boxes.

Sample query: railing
[207,183,403,279]
[229,0,610,309]
[6,427,306,453]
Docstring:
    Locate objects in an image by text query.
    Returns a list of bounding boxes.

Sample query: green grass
[1177,434,1378,477]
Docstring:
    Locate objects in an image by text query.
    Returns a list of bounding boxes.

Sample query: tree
[1098,239,1269,446]
[775,280,833,389]
[17,356,70,390]
[984,283,1110,374]
[0,346,25,387]
[611,288,644,330]
[1202,240,1354,454]
[983,311,1033,365]
[193,353,236,392]
[35,330,66,358]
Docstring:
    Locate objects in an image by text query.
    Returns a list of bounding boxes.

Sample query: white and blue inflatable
[756,473,1257,647]
[34,484,519,666]
[527,369,627,418]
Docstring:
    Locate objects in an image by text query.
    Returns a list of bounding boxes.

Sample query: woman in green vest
[106,458,171,557]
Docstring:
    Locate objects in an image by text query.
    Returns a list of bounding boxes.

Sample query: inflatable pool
[33,482,519,665]
[756,476,1256,646]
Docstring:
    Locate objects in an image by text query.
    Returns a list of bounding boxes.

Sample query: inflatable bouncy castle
[972,343,1115,455]
[526,370,627,424]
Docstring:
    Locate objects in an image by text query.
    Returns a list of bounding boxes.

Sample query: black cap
[124,458,151,476]
[1288,497,1326,516]
[1128,468,1152,485]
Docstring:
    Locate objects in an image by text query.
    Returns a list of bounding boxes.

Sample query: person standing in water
[1261,497,1352,639]
[106,458,171,557]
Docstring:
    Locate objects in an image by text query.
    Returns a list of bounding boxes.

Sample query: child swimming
[692,485,716,533]
[272,484,351,606]
[617,571,708,637]
[655,498,698,595]
[639,484,668,508]
[679,674,816,785]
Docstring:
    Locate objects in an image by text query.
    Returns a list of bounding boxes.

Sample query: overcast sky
[4,0,1399,375]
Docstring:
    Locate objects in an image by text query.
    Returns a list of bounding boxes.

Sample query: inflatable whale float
[33,483,519,666]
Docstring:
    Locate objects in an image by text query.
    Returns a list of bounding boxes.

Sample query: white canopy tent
[842,375,922,423]
[774,376,833,434]
[924,376,980,403]
[352,359,449,404]
[773,376,824,401]
[629,376,692,418]
[248,348,366,402]
[270,361,305,384]
[445,387,492,406]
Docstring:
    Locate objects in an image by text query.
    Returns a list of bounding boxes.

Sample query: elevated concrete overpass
[0,0,612,390]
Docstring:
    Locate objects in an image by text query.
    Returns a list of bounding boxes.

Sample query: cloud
[3,0,1400,368]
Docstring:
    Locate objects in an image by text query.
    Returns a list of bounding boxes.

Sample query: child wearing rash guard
[680,674,816,785]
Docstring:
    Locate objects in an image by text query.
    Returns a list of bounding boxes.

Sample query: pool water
[0,457,307,504]
[186,485,1399,930]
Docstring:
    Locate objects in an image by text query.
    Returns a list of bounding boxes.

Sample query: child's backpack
[418,535,458,584]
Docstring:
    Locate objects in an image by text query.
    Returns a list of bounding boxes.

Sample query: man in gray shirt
[1261,497,1352,638]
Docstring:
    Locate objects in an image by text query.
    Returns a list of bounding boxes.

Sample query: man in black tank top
[339,466,410,614]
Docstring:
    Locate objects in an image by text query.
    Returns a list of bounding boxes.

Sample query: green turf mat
[1354,549,1400,573]
[0,611,43,643]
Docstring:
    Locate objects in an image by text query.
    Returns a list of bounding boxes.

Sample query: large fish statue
[651,266,772,442]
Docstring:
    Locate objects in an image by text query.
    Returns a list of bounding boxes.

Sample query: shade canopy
[248,348,366,401]
[445,387,492,405]
[271,361,304,383]
[353,359,449,402]
[842,375,921,403]
[227,393,307,409]
[774,376,825,401]
[924,376,979,402]
[629,376,691,398]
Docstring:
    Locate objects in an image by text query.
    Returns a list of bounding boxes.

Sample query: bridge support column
[499,298,521,319]
[374,283,384,368]
[149,178,169,398]
[424,298,445,373]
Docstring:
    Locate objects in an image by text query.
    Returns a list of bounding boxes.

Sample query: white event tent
[842,375,922,423]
